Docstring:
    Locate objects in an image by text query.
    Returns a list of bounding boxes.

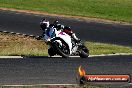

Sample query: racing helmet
[40,18,49,30]
[57,24,64,30]
[53,20,59,25]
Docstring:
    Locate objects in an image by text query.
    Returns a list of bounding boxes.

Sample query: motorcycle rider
[37,18,53,41]
[39,18,80,43]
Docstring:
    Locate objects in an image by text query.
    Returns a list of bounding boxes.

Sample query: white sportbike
[44,26,89,58]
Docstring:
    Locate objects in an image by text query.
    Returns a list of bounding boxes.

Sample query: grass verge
[0,32,132,56]
[85,41,132,55]
[0,0,132,23]
[0,32,48,56]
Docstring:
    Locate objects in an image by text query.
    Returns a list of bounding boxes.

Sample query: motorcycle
[43,25,89,58]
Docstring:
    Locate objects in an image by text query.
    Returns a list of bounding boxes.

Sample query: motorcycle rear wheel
[79,45,89,58]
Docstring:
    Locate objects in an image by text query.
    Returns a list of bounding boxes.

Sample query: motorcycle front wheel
[48,47,56,56]
[53,40,70,58]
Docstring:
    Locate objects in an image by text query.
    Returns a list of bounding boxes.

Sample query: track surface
[0,55,132,85]
[0,10,132,46]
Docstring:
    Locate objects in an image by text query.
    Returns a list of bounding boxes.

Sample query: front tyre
[53,41,70,58]
[48,47,56,56]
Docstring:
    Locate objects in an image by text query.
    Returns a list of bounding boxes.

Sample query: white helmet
[40,18,49,30]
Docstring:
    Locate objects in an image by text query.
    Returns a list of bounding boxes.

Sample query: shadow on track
[24,56,85,59]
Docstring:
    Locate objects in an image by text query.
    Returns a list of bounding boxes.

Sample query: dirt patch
[0,32,47,56]
[0,8,131,25]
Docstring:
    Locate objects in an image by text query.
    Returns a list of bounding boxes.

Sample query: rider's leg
[71,33,80,42]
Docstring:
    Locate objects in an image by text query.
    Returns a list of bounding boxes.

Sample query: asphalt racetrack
[0,10,132,87]
[0,10,132,46]
[0,55,132,86]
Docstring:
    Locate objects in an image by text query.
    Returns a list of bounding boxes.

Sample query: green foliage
[85,41,132,55]
[0,0,132,22]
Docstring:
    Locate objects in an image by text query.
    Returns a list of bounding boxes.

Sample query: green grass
[0,32,132,56]
[85,41,132,55]
[0,0,132,23]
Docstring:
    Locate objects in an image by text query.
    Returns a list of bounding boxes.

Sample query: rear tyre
[79,50,89,58]
[79,46,89,58]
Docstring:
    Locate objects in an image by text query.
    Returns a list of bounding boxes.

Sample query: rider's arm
[36,29,46,40]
